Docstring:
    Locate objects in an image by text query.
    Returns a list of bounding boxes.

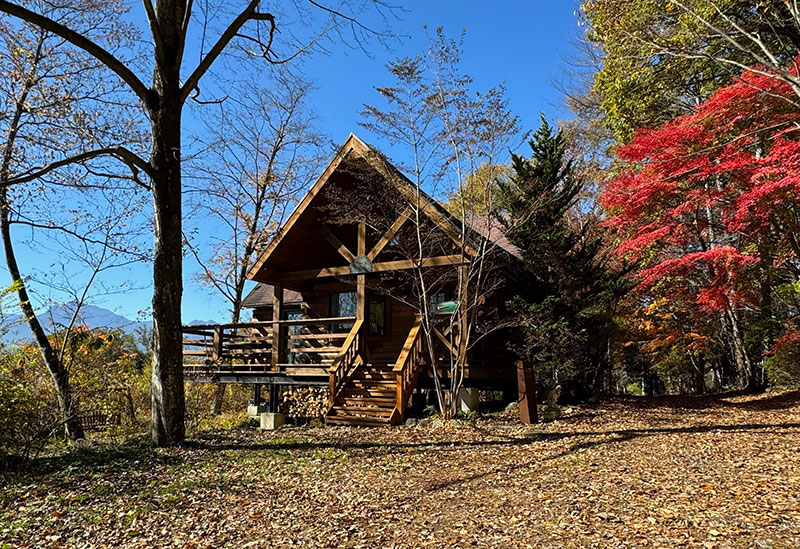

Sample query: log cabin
[183,134,532,426]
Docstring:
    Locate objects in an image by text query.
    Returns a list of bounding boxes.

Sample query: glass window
[329,291,357,332]
[330,291,357,317]
[368,293,386,336]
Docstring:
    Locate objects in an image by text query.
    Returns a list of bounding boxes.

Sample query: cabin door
[365,291,390,358]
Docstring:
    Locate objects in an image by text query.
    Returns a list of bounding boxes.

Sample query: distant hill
[1,303,151,344]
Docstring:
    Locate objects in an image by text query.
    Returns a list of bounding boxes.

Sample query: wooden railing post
[272,283,283,371]
[212,326,223,362]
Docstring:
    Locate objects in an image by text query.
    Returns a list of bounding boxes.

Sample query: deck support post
[212,326,223,362]
[272,283,283,371]
[253,383,262,405]
[268,383,280,413]
[517,360,538,424]
[457,263,469,361]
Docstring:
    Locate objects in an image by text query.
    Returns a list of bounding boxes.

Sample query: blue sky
[2,1,583,325]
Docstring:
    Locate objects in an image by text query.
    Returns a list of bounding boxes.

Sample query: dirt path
[2,390,797,548]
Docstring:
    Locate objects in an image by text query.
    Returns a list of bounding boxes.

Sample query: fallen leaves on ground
[1,390,797,548]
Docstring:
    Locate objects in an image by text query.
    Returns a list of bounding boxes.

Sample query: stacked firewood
[279,386,328,419]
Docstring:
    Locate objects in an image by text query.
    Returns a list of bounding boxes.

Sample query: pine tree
[498,117,623,397]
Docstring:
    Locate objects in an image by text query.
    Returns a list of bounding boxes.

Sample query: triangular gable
[246,133,368,281]
[247,133,508,283]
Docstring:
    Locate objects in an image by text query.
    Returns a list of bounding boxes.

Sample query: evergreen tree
[497,117,624,398]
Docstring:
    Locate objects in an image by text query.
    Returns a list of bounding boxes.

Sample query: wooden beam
[357,274,366,321]
[271,283,283,371]
[356,223,366,325]
[358,221,366,256]
[276,265,352,281]
[320,225,356,262]
[458,263,469,358]
[367,207,411,261]
[275,254,469,281]
[432,327,458,357]
[373,255,467,272]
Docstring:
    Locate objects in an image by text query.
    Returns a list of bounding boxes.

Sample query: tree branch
[1,147,152,188]
[141,0,166,65]
[180,0,272,103]
[0,1,151,105]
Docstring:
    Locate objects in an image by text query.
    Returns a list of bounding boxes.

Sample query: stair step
[369,354,399,360]
[341,388,395,398]
[325,415,390,426]
[364,363,395,371]
[354,371,396,380]
[331,405,394,417]
[349,379,396,387]
[336,397,395,407]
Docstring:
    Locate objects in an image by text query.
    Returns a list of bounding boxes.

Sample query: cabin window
[368,293,386,336]
[329,291,357,332]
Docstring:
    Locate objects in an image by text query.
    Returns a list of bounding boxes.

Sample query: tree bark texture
[149,1,187,445]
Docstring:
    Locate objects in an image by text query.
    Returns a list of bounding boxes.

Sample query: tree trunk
[0,188,84,440]
[149,50,186,445]
[722,307,756,391]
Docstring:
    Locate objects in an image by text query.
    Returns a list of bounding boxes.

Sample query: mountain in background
[0,304,217,345]
[0,303,148,344]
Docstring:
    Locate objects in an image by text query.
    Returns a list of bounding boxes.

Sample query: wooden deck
[183,317,357,379]
[183,315,462,426]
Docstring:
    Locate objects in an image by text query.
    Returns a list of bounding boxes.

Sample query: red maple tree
[602,66,799,388]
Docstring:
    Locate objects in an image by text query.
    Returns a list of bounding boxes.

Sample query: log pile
[279,386,328,419]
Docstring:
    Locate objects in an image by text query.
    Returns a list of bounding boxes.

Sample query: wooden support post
[272,283,283,371]
[356,221,367,325]
[358,221,366,257]
[253,383,262,406]
[213,326,223,362]
[517,360,538,424]
[457,263,469,360]
[268,383,280,413]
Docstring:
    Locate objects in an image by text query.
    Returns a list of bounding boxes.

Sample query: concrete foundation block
[260,412,286,430]
[458,388,480,413]
[247,404,266,418]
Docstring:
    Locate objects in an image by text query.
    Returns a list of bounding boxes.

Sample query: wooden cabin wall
[246,276,520,386]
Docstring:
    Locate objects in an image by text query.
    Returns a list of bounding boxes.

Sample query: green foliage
[765,334,800,386]
[581,0,796,142]
[497,117,626,393]
[0,347,61,467]
[443,163,510,218]
[0,326,151,466]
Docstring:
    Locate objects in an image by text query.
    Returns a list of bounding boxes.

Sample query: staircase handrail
[392,316,424,421]
[328,319,364,408]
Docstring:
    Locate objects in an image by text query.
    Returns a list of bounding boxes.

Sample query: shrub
[765,332,800,386]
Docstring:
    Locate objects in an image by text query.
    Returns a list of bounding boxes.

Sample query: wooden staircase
[326,317,425,427]
[326,345,402,426]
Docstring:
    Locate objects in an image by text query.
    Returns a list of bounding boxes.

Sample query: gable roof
[241,284,303,309]
[246,133,518,283]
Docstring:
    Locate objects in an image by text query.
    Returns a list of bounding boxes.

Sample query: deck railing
[392,316,425,423]
[183,316,356,377]
[327,319,364,408]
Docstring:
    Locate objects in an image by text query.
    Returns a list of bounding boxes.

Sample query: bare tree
[357,28,522,418]
[186,70,327,413]
[0,0,146,440]
[0,0,396,445]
